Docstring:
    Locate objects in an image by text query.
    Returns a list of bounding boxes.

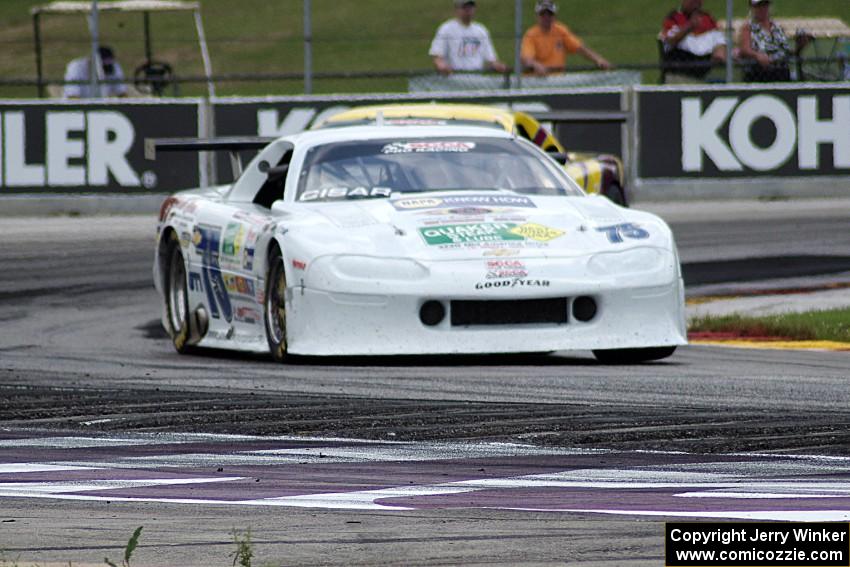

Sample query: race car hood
[274,191,673,263]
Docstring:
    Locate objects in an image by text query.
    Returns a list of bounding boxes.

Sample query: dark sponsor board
[212,91,624,182]
[0,101,200,193]
[638,86,850,178]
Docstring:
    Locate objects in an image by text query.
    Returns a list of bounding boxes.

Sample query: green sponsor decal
[419,223,525,246]
[222,222,244,256]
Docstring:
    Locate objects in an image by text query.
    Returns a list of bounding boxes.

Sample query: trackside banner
[637,85,850,179]
[0,100,201,194]
[212,90,625,182]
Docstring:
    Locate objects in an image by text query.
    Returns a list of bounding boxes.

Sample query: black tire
[264,246,288,362]
[592,346,676,364]
[604,183,627,207]
[164,231,192,354]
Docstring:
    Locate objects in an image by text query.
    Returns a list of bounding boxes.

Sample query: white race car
[151,125,686,363]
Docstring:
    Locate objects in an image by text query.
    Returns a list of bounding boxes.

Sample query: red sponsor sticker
[292,260,307,270]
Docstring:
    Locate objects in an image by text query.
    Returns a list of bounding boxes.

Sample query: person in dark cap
[429,0,507,75]
[521,1,611,75]
[63,45,128,98]
[739,0,810,82]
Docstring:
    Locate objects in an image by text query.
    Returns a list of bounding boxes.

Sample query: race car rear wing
[144,136,280,179]
[529,111,629,125]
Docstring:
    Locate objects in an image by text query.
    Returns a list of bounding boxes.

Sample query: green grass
[1,0,849,97]
[689,308,850,342]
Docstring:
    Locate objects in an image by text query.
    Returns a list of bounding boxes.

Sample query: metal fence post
[725,0,734,83]
[514,0,523,90]
[90,0,101,97]
[304,0,313,94]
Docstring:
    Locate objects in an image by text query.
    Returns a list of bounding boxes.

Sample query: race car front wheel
[164,231,192,354]
[592,346,676,364]
[264,246,288,362]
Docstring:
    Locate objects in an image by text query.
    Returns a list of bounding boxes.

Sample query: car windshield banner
[637,85,850,179]
[0,100,201,193]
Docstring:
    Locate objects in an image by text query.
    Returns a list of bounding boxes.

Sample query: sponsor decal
[420,223,525,246]
[233,210,271,225]
[446,207,492,216]
[483,248,521,257]
[292,259,307,270]
[234,305,262,325]
[159,196,180,222]
[681,94,850,172]
[179,231,192,248]
[192,225,232,322]
[223,274,256,298]
[243,247,255,271]
[420,221,564,246]
[393,194,536,211]
[509,223,564,242]
[222,223,246,257]
[188,272,203,292]
[384,118,450,126]
[381,141,476,154]
[485,260,528,280]
[486,259,528,280]
[596,222,649,244]
[475,279,550,290]
[299,186,393,202]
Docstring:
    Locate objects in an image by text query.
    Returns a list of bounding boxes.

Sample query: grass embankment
[689,308,850,342]
[1,0,850,96]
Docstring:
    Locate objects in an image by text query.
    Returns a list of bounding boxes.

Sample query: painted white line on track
[543,510,850,522]
[4,433,850,519]
[0,463,100,474]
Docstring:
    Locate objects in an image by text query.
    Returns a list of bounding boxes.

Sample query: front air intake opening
[450,298,568,326]
[572,296,598,322]
[419,300,446,326]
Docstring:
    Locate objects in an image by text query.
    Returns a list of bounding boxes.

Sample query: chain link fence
[0,0,847,98]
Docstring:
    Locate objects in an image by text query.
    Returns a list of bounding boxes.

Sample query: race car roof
[286,123,515,148]
[315,104,516,132]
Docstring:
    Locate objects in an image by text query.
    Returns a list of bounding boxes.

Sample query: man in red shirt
[521,1,611,75]
[661,0,727,81]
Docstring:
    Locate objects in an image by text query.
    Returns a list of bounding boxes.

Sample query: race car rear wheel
[264,246,288,362]
[592,346,676,364]
[164,231,192,354]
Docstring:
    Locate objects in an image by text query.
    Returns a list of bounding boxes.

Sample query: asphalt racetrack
[1,199,850,565]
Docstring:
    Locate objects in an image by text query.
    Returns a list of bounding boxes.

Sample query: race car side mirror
[258,160,290,182]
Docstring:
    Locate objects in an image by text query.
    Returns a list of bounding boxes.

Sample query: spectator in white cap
[521,1,611,75]
[739,0,810,82]
[429,0,507,75]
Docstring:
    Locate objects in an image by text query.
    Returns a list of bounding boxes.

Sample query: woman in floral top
[738,0,808,82]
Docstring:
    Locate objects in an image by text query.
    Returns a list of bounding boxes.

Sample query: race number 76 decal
[596,223,649,243]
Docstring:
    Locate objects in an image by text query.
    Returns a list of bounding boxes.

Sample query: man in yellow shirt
[521,1,612,75]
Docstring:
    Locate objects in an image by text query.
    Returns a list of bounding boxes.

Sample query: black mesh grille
[450,298,568,326]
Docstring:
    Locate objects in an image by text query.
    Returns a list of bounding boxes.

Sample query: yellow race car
[313,103,628,206]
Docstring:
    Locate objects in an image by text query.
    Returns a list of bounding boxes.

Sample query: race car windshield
[296,137,583,203]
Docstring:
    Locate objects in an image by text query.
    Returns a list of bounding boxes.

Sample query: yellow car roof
[316,103,516,132]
